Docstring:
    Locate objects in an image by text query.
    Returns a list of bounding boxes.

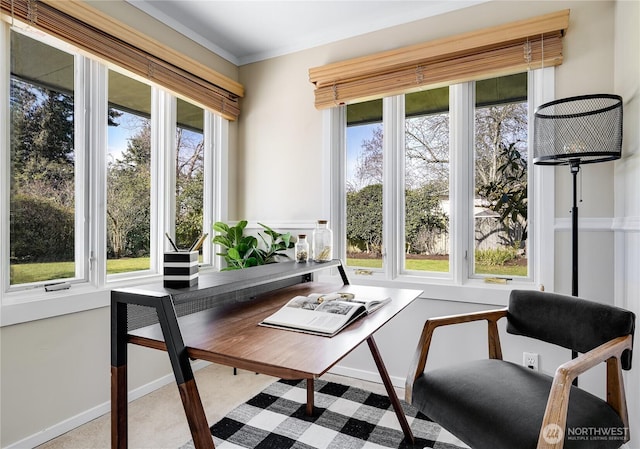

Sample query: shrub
[11,194,74,262]
[475,246,518,266]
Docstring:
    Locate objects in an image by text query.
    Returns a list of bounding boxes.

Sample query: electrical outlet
[523,352,539,371]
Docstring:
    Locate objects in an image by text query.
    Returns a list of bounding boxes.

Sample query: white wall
[614,0,640,432]
[1,1,638,447]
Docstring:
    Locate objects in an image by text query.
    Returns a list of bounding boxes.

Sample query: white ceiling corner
[126,0,488,66]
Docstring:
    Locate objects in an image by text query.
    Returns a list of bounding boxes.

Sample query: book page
[263,307,350,334]
[261,295,366,335]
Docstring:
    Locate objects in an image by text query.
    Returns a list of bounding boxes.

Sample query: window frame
[0,22,229,326]
[328,69,556,305]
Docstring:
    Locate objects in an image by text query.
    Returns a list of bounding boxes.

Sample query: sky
[346,123,378,184]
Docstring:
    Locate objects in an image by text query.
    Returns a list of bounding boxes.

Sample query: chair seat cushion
[412,359,626,449]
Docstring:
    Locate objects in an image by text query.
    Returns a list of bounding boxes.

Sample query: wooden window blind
[1,0,243,121]
[309,10,569,110]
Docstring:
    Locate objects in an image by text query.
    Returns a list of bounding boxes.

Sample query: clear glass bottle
[295,234,309,263]
[312,220,333,262]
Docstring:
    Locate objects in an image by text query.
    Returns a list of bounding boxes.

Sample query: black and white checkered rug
[181,378,468,449]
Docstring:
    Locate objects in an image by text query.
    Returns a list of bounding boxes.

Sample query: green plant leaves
[212,221,294,270]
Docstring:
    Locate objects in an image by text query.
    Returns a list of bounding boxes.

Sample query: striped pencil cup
[163,251,199,288]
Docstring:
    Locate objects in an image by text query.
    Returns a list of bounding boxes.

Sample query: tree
[107,119,151,258]
[10,79,75,207]
[474,104,528,249]
[476,142,528,248]
[405,185,449,254]
[9,78,76,263]
[405,113,449,192]
[175,128,204,248]
[351,126,383,191]
[346,184,383,254]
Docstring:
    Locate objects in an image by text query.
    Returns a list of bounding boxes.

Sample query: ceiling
[126,0,487,66]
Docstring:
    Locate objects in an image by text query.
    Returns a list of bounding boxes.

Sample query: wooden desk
[111,261,421,449]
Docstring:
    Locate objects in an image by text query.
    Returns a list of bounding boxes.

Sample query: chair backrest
[506,290,635,370]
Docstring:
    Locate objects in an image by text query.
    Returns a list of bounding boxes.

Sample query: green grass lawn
[10,256,526,285]
[10,258,151,285]
[347,257,527,277]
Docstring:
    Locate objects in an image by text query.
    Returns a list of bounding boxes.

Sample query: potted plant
[213,221,294,270]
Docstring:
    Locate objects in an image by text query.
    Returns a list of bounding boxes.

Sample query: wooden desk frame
[111,260,416,449]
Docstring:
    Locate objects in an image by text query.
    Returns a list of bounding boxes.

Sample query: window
[2,23,228,303]
[9,30,82,286]
[404,87,450,273]
[342,72,535,284]
[107,70,152,275]
[473,75,528,278]
[345,99,383,269]
[175,99,205,256]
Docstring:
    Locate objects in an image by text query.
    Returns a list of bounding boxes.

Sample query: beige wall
[2,1,638,447]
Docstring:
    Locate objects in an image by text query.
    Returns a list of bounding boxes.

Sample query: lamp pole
[570,160,579,297]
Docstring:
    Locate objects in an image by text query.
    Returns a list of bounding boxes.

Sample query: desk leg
[306,378,315,415]
[178,379,215,449]
[367,336,415,444]
[111,365,128,449]
[111,298,129,449]
[156,298,214,449]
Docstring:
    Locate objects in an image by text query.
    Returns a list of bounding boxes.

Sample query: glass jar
[312,220,333,262]
[295,234,309,263]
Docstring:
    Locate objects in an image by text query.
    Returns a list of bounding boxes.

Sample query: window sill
[0,273,163,327]
[319,269,539,307]
[2,265,537,327]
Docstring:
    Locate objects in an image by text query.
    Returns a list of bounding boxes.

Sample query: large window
[473,75,528,278]
[107,70,153,275]
[344,73,531,282]
[2,24,226,296]
[9,30,80,286]
[175,99,205,254]
[346,99,383,269]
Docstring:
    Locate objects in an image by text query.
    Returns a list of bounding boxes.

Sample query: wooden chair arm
[405,308,508,403]
[537,334,633,449]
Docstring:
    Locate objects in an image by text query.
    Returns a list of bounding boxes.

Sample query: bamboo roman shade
[309,10,570,110]
[1,0,243,121]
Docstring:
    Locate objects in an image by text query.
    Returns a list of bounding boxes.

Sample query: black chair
[405,290,635,449]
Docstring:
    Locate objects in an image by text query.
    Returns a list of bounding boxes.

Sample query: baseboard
[328,364,406,389]
[3,360,210,449]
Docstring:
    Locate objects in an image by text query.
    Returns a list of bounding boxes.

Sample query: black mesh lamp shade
[533,93,623,296]
[533,94,623,166]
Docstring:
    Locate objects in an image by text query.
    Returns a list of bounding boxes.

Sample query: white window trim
[326,69,556,306]
[0,23,10,299]
[0,23,230,326]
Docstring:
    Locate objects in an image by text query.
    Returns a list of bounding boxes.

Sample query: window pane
[474,73,528,277]
[346,100,383,270]
[107,70,151,274]
[9,31,76,285]
[175,99,204,258]
[404,88,450,273]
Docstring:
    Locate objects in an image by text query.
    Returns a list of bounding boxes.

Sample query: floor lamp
[533,94,623,382]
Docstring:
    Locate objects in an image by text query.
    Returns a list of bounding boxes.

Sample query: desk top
[128,282,422,379]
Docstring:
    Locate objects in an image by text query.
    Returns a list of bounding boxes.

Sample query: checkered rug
[180,378,469,449]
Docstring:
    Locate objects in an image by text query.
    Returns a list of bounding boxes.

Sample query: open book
[260,292,391,336]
